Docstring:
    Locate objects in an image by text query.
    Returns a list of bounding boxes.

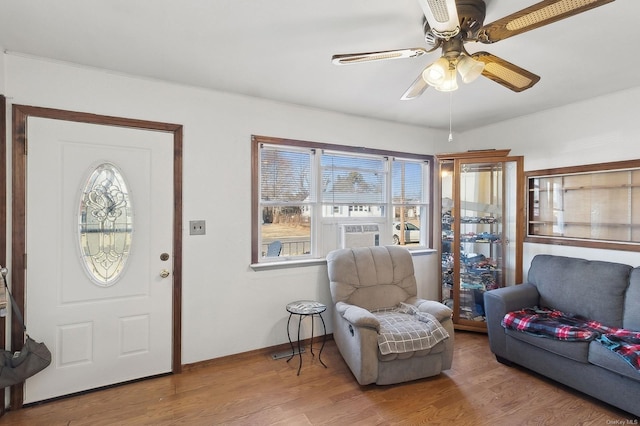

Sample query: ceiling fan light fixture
[457,55,485,84]
[422,57,450,86]
[435,67,458,92]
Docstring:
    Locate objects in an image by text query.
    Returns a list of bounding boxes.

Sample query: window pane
[321,153,385,204]
[260,147,311,203]
[253,135,433,263]
[392,159,428,245]
[261,204,311,258]
[392,206,422,245]
[393,160,423,203]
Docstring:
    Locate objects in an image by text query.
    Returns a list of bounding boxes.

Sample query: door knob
[160,269,171,278]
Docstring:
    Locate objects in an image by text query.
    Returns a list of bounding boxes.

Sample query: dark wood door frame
[10,105,183,409]
[0,95,6,416]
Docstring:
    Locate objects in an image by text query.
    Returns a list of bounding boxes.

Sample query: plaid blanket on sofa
[502,307,640,372]
[373,303,449,355]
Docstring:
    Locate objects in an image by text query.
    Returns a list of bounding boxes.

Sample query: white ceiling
[0,0,638,132]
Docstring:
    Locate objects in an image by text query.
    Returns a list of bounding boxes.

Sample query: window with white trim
[252,135,433,264]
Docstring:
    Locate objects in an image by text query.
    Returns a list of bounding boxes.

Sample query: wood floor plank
[1,331,637,425]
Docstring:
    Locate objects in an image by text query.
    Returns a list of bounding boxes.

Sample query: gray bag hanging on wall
[0,267,52,388]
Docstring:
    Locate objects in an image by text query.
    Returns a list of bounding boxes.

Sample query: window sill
[250,247,436,271]
[250,258,327,271]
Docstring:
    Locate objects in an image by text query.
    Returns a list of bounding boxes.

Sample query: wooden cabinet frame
[438,150,524,332]
[526,159,640,251]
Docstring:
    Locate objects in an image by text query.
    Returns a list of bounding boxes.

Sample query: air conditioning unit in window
[340,224,380,249]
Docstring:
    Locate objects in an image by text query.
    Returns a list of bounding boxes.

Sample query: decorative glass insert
[78,163,133,286]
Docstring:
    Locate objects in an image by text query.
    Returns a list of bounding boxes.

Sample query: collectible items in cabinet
[439,150,523,332]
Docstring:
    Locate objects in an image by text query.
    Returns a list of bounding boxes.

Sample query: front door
[20,114,178,403]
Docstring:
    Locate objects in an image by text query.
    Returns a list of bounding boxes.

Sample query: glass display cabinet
[438,150,524,332]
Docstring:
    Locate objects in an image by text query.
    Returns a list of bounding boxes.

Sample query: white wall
[7,51,640,363]
[3,53,448,364]
[457,87,640,276]
[0,47,5,93]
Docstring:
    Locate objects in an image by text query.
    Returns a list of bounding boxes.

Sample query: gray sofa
[484,254,640,417]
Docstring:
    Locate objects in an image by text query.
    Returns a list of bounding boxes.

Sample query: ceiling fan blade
[472,52,541,92]
[331,48,427,65]
[401,71,430,100]
[479,0,615,43]
[417,0,460,39]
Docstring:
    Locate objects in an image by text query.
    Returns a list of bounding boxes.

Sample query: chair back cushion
[326,246,417,311]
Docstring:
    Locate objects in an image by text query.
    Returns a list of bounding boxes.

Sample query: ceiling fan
[331,0,615,99]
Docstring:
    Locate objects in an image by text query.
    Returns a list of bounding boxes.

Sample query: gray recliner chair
[326,246,454,385]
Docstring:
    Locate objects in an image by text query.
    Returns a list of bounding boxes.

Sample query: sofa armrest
[335,301,380,331]
[484,283,540,359]
[408,297,453,322]
[485,283,540,312]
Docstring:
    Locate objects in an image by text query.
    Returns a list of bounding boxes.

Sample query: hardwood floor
[1,331,636,425]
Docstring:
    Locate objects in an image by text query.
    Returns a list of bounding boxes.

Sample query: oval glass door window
[78,163,133,286]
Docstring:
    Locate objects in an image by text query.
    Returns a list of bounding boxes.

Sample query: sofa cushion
[527,255,632,328]
[505,329,590,363]
[625,268,640,331]
[589,340,640,383]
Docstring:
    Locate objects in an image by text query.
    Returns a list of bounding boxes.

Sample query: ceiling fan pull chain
[448,91,454,143]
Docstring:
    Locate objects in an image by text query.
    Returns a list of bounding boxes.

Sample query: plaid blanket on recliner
[373,303,449,355]
[502,307,640,372]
